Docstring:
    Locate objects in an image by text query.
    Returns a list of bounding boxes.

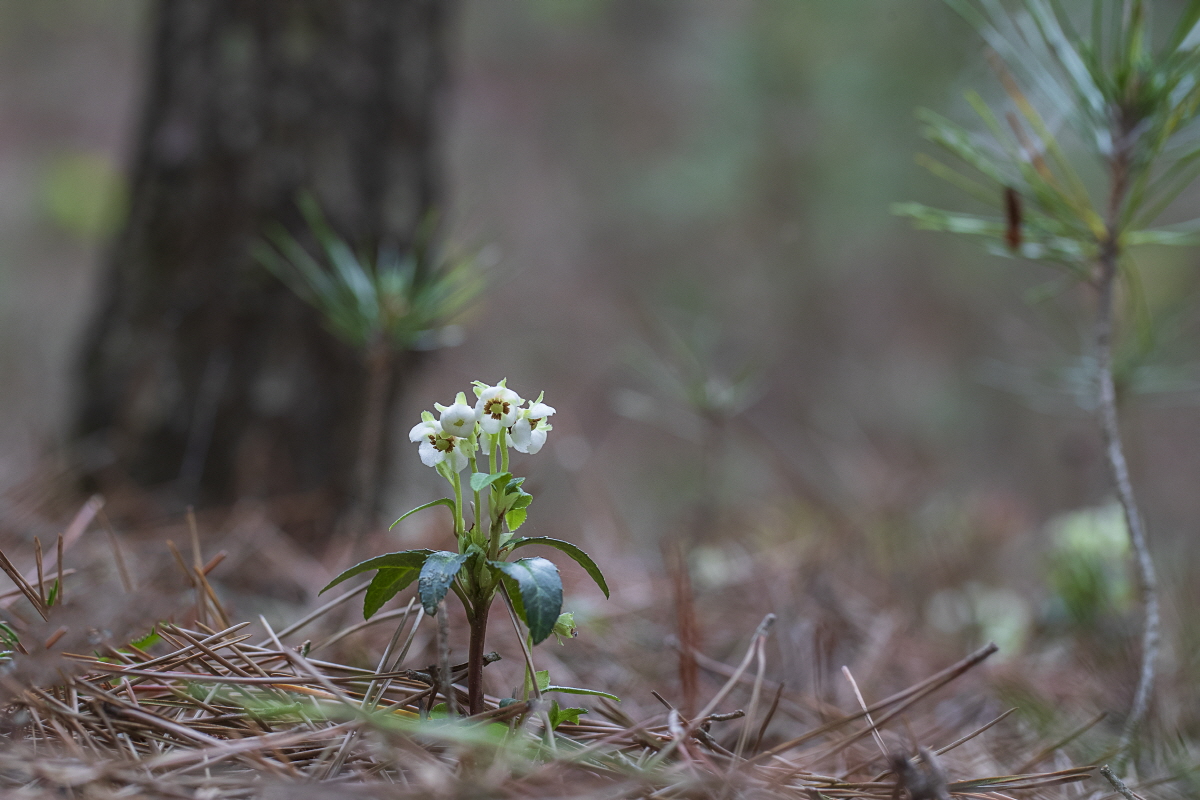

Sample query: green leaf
[320,550,432,595]
[525,668,551,696]
[130,627,162,651]
[389,498,456,530]
[497,485,533,515]
[470,471,511,492]
[494,557,562,644]
[548,700,587,729]
[418,551,470,615]
[505,507,528,532]
[547,685,621,702]
[363,568,421,619]
[508,537,610,598]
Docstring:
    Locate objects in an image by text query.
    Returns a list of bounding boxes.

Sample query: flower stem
[469,449,483,546]
[500,428,509,474]
[451,470,465,540]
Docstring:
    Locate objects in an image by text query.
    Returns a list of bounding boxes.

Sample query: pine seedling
[896,0,1200,766]
[254,195,483,525]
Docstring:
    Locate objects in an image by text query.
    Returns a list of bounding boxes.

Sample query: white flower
[511,395,555,454]
[408,413,439,444]
[409,412,470,472]
[473,379,523,435]
[435,392,479,439]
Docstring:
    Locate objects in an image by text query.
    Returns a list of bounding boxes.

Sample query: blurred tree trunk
[74,0,450,541]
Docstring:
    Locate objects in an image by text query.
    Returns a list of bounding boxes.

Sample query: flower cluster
[407,379,555,474]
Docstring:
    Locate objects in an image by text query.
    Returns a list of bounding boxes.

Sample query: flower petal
[439,402,479,438]
[526,402,556,419]
[409,420,439,442]
[510,418,533,450]
[525,427,548,454]
[418,439,444,467]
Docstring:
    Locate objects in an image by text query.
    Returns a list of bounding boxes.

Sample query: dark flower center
[428,434,456,453]
[484,398,510,419]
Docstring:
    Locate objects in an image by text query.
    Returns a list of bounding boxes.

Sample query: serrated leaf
[470,471,511,492]
[320,550,433,594]
[418,551,470,615]
[547,685,621,701]
[505,507,528,531]
[494,557,562,644]
[130,627,162,651]
[363,568,421,619]
[508,537,610,598]
[389,498,455,530]
[548,701,587,729]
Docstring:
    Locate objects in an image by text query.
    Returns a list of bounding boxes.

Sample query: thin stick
[33,537,44,606]
[186,508,206,626]
[652,614,775,766]
[843,665,888,759]
[363,597,417,710]
[751,682,785,755]
[106,528,134,593]
[1096,133,1159,766]
[753,641,998,764]
[935,707,1016,757]
[0,570,76,604]
[0,549,48,619]
[192,567,231,630]
[0,498,105,612]
[201,551,226,575]
[500,586,556,754]
[266,580,371,643]
[871,708,1019,783]
[55,533,64,605]
[1100,765,1144,800]
[733,630,770,762]
[166,541,196,588]
[1017,711,1106,773]
[436,601,457,717]
[43,627,67,649]
[370,607,426,710]
[314,605,415,652]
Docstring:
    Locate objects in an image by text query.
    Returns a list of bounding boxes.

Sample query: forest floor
[0,476,1189,799]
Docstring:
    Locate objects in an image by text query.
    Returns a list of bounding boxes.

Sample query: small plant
[321,380,609,716]
[897,0,1200,764]
[254,194,483,527]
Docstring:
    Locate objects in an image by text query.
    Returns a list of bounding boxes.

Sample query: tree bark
[75,0,450,540]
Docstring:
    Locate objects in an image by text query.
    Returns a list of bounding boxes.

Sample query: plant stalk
[466,595,492,715]
[1098,143,1160,766]
[353,337,395,536]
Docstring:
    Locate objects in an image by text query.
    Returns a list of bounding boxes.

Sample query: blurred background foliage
[3,0,1200,701]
